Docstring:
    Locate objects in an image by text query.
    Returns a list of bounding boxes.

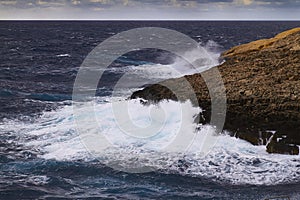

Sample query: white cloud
[123,0,129,6]
[36,0,65,6]
[72,0,81,5]
[234,0,254,6]
[0,1,17,5]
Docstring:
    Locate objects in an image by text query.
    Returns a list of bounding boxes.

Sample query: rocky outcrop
[131,27,300,155]
[222,27,300,58]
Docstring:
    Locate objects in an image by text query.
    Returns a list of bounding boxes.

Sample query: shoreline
[131,27,300,155]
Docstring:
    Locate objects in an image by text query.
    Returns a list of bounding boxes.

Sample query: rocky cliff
[131,27,300,155]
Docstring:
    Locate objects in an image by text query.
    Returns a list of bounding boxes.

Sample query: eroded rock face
[131,28,300,155]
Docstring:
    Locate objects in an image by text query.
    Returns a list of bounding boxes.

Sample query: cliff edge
[131,27,300,155]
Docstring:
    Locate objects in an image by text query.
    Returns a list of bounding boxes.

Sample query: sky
[0,0,300,20]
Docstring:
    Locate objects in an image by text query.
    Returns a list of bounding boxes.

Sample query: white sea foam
[1,98,299,185]
[101,43,221,96]
[56,54,71,57]
[107,41,220,82]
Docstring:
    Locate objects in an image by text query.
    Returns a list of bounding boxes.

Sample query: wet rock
[267,139,299,155]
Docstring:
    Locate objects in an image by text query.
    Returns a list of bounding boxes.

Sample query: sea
[0,21,300,200]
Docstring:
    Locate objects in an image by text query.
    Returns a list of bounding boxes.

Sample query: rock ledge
[131,28,300,155]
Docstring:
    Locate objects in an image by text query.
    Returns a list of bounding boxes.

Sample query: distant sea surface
[1,21,300,199]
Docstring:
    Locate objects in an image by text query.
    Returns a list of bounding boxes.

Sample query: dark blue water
[1,21,300,199]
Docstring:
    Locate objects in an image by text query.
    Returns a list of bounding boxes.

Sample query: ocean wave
[105,41,221,82]
[2,98,299,186]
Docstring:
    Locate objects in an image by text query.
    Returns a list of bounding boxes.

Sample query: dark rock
[267,139,299,155]
[131,28,300,155]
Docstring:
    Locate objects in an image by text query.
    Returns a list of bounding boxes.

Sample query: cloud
[0,1,16,5]
[89,0,110,3]
[0,0,68,8]
[0,0,299,9]
[234,0,253,5]
[0,0,299,19]
[72,0,80,5]
[36,0,65,6]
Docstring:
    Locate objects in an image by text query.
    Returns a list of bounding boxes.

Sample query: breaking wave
[2,98,299,185]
